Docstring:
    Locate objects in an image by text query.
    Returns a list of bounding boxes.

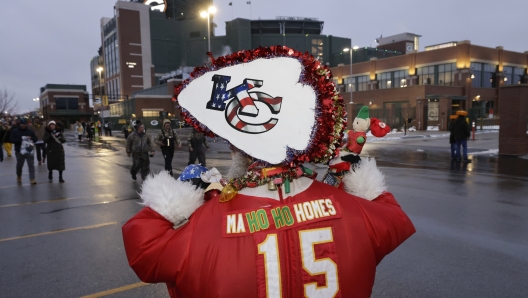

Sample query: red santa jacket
[122,177,415,298]
[347,131,367,155]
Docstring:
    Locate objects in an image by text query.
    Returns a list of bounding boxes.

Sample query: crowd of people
[125,119,209,181]
[0,117,66,184]
[1,116,213,184]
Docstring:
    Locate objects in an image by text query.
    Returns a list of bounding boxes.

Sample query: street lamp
[343,45,359,104]
[200,6,216,52]
[32,98,39,111]
[96,65,104,115]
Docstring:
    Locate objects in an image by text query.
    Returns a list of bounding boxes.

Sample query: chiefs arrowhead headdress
[173,46,346,165]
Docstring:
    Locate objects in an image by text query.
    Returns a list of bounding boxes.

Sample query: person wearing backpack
[10,118,38,184]
[155,119,181,176]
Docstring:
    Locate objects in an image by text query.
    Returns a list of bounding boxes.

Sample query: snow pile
[470,149,498,156]
[427,126,440,131]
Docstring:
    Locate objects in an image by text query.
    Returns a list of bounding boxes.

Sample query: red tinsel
[173,46,346,165]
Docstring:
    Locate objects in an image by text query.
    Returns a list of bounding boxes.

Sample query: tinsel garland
[172,46,347,165]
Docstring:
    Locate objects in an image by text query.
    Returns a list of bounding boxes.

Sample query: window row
[342,63,525,91]
[55,97,79,110]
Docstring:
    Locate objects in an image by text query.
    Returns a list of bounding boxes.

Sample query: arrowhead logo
[206,75,283,134]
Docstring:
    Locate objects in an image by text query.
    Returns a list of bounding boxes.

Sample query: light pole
[96,66,105,122]
[200,6,216,52]
[32,98,39,112]
[343,45,359,104]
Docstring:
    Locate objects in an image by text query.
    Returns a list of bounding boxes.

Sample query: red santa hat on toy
[370,118,391,137]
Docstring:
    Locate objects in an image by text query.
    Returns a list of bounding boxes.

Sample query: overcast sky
[1,0,526,113]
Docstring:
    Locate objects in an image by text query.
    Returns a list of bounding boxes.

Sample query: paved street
[0,129,527,297]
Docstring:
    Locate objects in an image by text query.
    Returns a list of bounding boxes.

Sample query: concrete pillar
[499,85,528,156]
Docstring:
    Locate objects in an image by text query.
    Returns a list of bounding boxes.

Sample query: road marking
[0,222,117,243]
[80,282,149,298]
[0,194,123,208]
[0,197,74,208]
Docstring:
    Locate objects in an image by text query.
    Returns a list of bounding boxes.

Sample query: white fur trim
[140,171,204,227]
[342,157,386,201]
[201,167,222,183]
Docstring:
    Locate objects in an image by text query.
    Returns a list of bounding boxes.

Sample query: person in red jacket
[122,46,415,298]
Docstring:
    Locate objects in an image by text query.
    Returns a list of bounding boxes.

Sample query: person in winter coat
[155,119,182,176]
[73,121,84,142]
[28,117,47,165]
[453,110,471,163]
[187,128,209,166]
[448,115,457,160]
[121,50,415,298]
[43,121,66,183]
[126,122,154,180]
[86,122,95,142]
[107,121,113,136]
[2,121,13,158]
[122,121,132,139]
[10,118,38,184]
[0,121,7,162]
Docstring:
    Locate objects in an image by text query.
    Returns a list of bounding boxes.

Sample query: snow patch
[470,149,498,156]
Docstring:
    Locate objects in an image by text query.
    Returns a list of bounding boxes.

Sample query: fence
[352,105,416,131]
[468,107,500,130]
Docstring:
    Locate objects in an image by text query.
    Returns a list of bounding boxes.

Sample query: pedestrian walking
[86,122,94,142]
[126,122,155,180]
[187,128,209,166]
[2,121,13,158]
[155,119,181,176]
[448,115,457,160]
[74,121,84,142]
[0,120,7,162]
[453,110,471,163]
[28,117,47,165]
[108,121,113,136]
[81,121,86,137]
[122,121,132,139]
[97,121,102,136]
[104,121,109,136]
[9,118,37,184]
[43,121,66,183]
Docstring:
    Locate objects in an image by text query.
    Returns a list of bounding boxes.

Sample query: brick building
[499,85,528,156]
[331,40,528,131]
[40,84,93,127]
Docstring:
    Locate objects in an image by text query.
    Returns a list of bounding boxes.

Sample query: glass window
[311,39,323,62]
[67,98,78,110]
[343,77,354,92]
[438,63,456,86]
[143,110,162,117]
[393,70,408,88]
[378,72,392,89]
[417,66,435,85]
[471,62,496,87]
[357,75,368,91]
[504,66,525,85]
[55,98,67,110]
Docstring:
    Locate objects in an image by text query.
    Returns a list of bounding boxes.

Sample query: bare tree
[0,87,19,115]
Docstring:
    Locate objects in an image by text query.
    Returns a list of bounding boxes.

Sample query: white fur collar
[140,171,204,228]
[342,157,386,201]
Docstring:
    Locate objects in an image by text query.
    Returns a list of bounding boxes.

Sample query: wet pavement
[0,130,527,297]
